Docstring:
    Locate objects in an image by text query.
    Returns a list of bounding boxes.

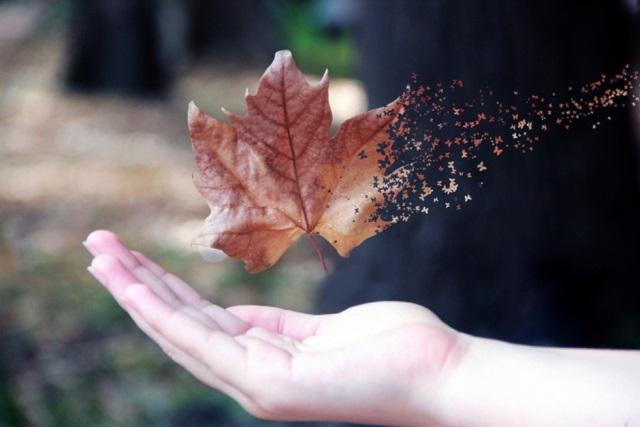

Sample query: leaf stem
[307,233,328,274]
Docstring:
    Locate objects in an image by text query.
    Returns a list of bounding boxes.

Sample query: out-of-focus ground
[0,3,367,425]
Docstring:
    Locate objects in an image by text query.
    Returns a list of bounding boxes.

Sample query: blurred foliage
[269,0,356,77]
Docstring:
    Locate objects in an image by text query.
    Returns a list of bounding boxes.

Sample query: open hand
[84,230,468,426]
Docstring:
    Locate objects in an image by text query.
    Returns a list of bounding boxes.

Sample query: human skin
[83,230,640,426]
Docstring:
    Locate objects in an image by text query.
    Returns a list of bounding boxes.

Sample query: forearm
[434,335,640,427]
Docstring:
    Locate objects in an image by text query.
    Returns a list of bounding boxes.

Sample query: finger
[85,240,259,413]
[86,230,249,336]
[228,305,324,341]
[85,231,183,307]
[129,250,249,336]
[88,259,237,391]
[124,284,250,390]
[130,250,204,305]
[119,286,256,411]
[243,327,301,354]
[87,261,204,365]
[91,254,226,331]
[84,230,139,269]
[90,254,179,308]
[199,302,249,336]
[162,340,258,413]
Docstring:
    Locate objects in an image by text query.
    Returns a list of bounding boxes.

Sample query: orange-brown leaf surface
[189,50,398,272]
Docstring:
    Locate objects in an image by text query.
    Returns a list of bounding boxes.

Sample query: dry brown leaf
[189,50,398,272]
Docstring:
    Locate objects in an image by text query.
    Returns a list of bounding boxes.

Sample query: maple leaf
[189,50,399,272]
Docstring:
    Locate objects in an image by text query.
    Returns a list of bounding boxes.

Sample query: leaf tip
[274,49,293,63]
[321,68,330,82]
[188,101,201,122]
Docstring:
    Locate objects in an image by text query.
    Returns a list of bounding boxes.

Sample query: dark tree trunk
[65,0,170,97]
[182,0,279,62]
[64,0,279,97]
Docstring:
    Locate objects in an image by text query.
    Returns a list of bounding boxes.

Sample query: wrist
[432,335,554,427]
[431,334,506,427]
[411,332,542,427]
[403,329,476,427]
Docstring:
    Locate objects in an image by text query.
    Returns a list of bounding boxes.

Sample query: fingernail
[87,266,108,287]
[82,241,97,256]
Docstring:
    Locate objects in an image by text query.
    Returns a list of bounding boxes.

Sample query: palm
[84,231,463,425]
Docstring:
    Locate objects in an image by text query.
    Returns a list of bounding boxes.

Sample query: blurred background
[0,0,361,425]
[1,1,640,426]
